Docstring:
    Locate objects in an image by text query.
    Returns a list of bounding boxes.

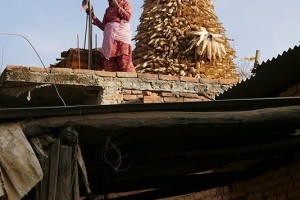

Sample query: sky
[0,0,299,72]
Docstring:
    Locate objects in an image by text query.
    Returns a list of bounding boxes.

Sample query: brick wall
[160,161,300,200]
[279,82,300,97]
[123,89,209,103]
[3,66,239,105]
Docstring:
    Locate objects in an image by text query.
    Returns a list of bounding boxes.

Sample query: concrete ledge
[1,66,236,103]
[138,73,159,80]
[74,69,95,75]
[51,68,73,74]
[30,67,51,73]
[219,78,239,85]
[94,71,117,77]
[116,72,138,78]
[159,74,179,81]
[180,76,199,83]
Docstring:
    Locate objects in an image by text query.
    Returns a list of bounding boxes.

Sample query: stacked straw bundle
[132,0,239,79]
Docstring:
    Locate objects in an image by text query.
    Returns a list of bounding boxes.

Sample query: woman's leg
[102,57,118,72]
[117,54,136,72]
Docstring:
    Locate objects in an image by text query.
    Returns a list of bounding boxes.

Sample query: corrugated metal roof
[217,45,300,99]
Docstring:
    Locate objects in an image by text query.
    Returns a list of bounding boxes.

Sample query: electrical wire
[0,32,67,107]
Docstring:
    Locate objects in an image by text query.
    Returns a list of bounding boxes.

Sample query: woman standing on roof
[88,0,135,72]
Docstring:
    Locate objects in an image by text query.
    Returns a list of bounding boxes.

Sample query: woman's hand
[111,0,120,8]
[86,6,96,18]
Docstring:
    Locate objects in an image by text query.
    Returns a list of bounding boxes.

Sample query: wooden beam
[23,105,300,137]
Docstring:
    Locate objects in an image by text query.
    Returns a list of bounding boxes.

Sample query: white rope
[101,137,132,173]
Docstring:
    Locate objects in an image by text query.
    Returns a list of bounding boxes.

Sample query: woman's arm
[117,2,132,21]
[92,17,105,31]
[111,0,132,22]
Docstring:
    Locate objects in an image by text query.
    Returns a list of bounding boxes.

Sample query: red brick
[94,70,116,77]
[123,94,137,101]
[6,65,27,71]
[123,90,132,95]
[163,97,184,103]
[161,92,174,97]
[219,78,239,85]
[158,74,179,81]
[200,78,219,84]
[184,98,203,102]
[179,92,199,98]
[194,192,205,199]
[143,91,153,96]
[74,69,95,75]
[230,191,246,199]
[116,72,137,78]
[222,186,230,194]
[30,66,51,73]
[51,67,73,74]
[143,95,163,103]
[131,90,143,95]
[180,76,199,83]
[210,196,223,200]
[138,73,158,80]
[209,188,218,196]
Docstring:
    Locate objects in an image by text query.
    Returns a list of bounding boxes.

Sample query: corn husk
[132,0,239,79]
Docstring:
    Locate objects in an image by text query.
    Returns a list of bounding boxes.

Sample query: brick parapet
[5,66,238,85]
[2,66,238,104]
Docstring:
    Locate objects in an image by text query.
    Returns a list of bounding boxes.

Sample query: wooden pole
[254,50,260,68]
[88,0,92,70]
[77,34,81,69]
[95,34,98,69]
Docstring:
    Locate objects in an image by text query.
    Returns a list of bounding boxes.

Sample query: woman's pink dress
[93,0,135,72]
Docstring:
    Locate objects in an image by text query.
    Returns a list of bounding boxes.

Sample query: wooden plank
[56,145,73,200]
[73,162,80,200]
[48,139,60,200]
[38,155,50,200]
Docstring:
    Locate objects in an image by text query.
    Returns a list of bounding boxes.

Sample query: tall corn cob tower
[133,0,239,79]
